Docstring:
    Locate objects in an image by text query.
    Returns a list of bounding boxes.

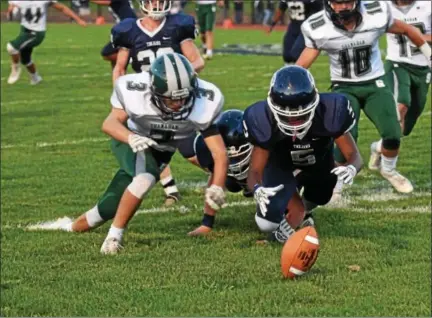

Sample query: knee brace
[382,138,400,150]
[85,205,104,228]
[255,213,279,233]
[127,173,156,199]
[6,43,19,55]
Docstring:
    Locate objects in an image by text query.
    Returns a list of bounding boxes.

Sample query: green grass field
[1,22,431,317]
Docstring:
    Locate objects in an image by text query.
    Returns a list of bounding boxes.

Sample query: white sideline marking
[1,72,110,81]
[2,95,106,107]
[1,137,109,149]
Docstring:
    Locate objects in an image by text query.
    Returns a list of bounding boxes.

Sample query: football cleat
[368,142,381,170]
[298,214,315,229]
[30,74,43,85]
[380,169,413,193]
[100,237,124,255]
[164,192,181,206]
[7,66,21,84]
[203,53,213,60]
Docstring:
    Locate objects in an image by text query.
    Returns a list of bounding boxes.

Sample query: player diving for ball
[110,0,205,205]
[243,65,363,243]
[296,0,431,196]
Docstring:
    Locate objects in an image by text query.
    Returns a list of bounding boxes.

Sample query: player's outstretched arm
[204,134,228,189]
[387,19,431,65]
[52,2,87,26]
[101,108,131,143]
[181,40,205,73]
[295,47,320,69]
[247,146,269,192]
[332,133,363,185]
[113,48,130,83]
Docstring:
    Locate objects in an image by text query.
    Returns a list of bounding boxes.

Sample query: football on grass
[280,226,320,279]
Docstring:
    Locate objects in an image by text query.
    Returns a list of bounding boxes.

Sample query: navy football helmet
[324,0,362,28]
[216,109,252,180]
[267,65,319,138]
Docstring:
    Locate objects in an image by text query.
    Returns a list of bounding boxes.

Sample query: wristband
[201,213,215,228]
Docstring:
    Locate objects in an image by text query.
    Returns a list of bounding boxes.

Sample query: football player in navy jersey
[111,0,204,83]
[268,0,323,64]
[178,109,253,236]
[90,0,137,68]
[111,0,205,205]
[244,66,363,243]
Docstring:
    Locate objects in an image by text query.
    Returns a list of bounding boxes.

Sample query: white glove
[331,165,357,185]
[205,185,226,210]
[253,184,284,217]
[128,134,158,153]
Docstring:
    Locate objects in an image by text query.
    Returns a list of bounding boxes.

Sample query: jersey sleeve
[323,94,356,137]
[110,78,126,109]
[301,19,318,49]
[110,18,135,49]
[243,102,273,150]
[174,14,198,43]
[384,1,395,31]
[194,86,225,132]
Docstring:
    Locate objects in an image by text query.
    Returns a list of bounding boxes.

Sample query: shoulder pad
[363,1,384,14]
[243,101,273,148]
[112,17,136,33]
[170,12,196,26]
[307,12,326,30]
[319,93,356,136]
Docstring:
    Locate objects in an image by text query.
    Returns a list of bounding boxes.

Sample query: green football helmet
[149,53,197,120]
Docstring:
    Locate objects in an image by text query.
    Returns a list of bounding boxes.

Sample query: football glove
[205,185,226,210]
[253,184,284,217]
[128,134,158,153]
[331,165,357,185]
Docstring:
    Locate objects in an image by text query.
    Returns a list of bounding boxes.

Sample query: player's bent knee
[255,214,279,233]
[6,43,19,55]
[382,138,400,150]
[127,173,156,199]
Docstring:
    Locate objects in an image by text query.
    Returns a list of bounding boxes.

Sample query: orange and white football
[280,226,320,279]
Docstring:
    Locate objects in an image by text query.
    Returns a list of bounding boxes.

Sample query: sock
[85,205,104,228]
[381,154,398,173]
[161,176,179,196]
[333,178,344,194]
[302,198,318,214]
[373,139,383,153]
[202,44,207,50]
[206,49,213,56]
[107,225,124,240]
[11,62,19,71]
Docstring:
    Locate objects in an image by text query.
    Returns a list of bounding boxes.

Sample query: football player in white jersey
[96,53,226,254]
[296,0,431,195]
[369,0,431,170]
[6,1,87,85]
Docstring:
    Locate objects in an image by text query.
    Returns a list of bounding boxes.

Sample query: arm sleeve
[301,21,317,49]
[176,15,198,43]
[110,79,125,109]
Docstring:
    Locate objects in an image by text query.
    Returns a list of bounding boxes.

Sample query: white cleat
[100,237,123,255]
[7,67,21,84]
[380,169,413,193]
[30,74,42,85]
[26,216,73,231]
[368,142,381,171]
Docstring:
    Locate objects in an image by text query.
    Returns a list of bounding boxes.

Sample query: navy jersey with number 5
[111,13,197,73]
[243,93,355,170]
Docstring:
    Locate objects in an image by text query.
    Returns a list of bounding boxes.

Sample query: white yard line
[1,137,109,149]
